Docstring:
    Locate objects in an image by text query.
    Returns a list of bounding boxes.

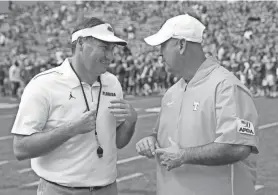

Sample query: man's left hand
[108,99,137,123]
[155,137,185,171]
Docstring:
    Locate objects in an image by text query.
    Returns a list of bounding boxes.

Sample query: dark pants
[11,81,20,97]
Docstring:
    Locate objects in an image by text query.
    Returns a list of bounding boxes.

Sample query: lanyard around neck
[69,62,104,158]
[69,63,102,116]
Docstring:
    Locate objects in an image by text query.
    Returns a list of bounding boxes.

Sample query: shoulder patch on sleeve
[237,119,255,135]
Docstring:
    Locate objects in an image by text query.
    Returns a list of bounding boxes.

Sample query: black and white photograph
[0,0,277,195]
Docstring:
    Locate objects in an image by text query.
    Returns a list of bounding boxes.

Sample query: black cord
[95,75,104,158]
[68,62,103,158]
[69,63,90,111]
[96,76,102,117]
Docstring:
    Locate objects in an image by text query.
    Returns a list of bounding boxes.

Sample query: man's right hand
[136,136,159,158]
[69,110,97,136]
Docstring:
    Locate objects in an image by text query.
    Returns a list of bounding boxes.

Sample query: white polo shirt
[155,57,259,195]
[11,58,123,187]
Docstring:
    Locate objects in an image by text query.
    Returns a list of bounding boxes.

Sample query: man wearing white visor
[136,14,259,195]
[12,17,138,195]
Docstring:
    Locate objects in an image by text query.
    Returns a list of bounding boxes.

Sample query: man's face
[81,37,115,75]
[160,38,182,75]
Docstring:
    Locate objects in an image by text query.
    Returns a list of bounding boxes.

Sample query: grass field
[0,95,277,195]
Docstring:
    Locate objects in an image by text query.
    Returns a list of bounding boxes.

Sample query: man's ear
[178,39,187,55]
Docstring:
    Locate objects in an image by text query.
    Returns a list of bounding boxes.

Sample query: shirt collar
[59,58,109,88]
[187,56,220,87]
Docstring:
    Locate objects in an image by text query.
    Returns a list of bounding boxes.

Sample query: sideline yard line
[255,185,264,191]
[116,173,144,182]
[0,160,9,166]
[0,159,16,166]
[18,155,146,174]
[117,155,145,165]
[18,168,32,174]
[145,107,161,113]
[19,173,144,188]
[0,103,18,109]
[0,114,15,119]
[138,113,158,119]
[0,113,158,142]
[258,122,278,130]
[4,120,278,169]
[0,119,275,142]
[18,181,39,188]
[0,108,158,120]
[0,135,13,141]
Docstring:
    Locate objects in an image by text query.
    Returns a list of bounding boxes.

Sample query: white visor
[72,23,127,46]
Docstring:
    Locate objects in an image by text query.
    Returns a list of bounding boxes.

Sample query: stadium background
[0,1,277,195]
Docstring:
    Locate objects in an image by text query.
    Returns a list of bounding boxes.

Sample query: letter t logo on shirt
[193,101,200,111]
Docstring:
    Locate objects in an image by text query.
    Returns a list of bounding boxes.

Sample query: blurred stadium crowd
[0,1,278,99]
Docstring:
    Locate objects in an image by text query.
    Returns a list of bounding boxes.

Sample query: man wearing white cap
[12,17,138,195]
[136,14,259,195]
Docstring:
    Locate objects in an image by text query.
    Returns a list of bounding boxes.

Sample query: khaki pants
[37,178,118,195]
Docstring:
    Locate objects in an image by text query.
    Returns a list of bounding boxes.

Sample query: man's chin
[91,69,106,77]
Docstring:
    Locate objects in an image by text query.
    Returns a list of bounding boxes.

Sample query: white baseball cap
[144,14,205,46]
[72,23,127,46]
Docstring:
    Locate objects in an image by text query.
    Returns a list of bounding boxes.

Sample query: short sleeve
[116,79,124,127]
[11,81,50,135]
[152,114,160,134]
[149,107,162,138]
[214,80,259,154]
[117,80,124,99]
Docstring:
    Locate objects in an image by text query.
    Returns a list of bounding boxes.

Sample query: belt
[43,178,110,191]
